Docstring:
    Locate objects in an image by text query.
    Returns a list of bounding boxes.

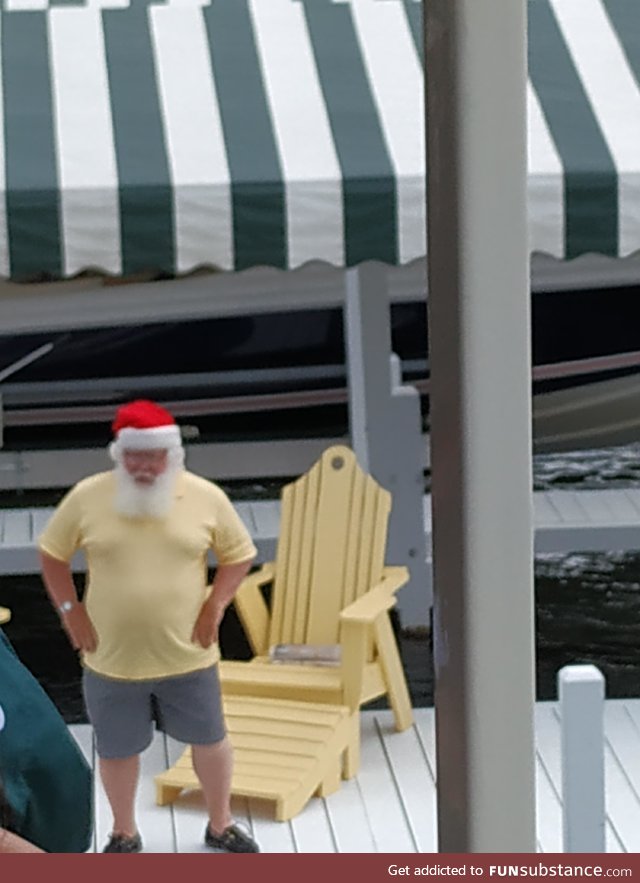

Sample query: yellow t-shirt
[37,470,257,681]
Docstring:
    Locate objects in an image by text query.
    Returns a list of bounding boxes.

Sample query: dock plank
[290,797,336,853]
[235,501,257,536]
[356,714,416,852]
[622,489,640,520]
[2,510,31,546]
[595,491,640,524]
[545,491,591,525]
[604,702,640,801]
[604,741,640,853]
[606,701,640,852]
[3,487,640,577]
[535,752,563,853]
[323,776,378,853]
[249,501,280,560]
[534,703,562,792]
[413,707,437,782]
[605,823,625,853]
[577,490,620,524]
[534,492,563,526]
[31,507,54,540]
[375,709,437,853]
[68,702,640,854]
[247,799,297,854]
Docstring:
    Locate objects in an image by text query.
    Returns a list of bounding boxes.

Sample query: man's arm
[191,558,255,649]
[39,552,98,653]
[0,828,44,853]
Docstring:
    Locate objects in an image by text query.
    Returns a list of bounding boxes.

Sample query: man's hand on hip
[191,561,253,648]
[191,600,223,649]
[62,604,99,653]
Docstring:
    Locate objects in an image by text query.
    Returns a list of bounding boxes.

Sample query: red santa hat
[109,400,183,458]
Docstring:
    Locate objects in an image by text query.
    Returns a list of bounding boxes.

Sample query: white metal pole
[559,665,606,853]
[424,0,536,850]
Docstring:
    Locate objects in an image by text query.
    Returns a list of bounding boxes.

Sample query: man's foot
[204,822,260,853]
[102,832,143,853]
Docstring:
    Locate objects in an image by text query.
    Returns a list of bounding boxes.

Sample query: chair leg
[374,614,414,731]
[156,782,183,806]
[342,714,360,779]
[316,759,341,797]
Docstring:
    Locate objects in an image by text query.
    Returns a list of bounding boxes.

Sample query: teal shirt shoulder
[0,629,93,853]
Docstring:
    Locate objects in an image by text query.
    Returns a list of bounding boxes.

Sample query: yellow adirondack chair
[155,445,413,819]
[220,444,414,732]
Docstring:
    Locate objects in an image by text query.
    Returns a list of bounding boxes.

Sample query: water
[532,444,640,492]
[3,443,640,723]
[531,444,640,694]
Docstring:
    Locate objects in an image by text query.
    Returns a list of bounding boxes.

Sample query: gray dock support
[426,0,536,851]
[344,264,431,627]
[559,665,606,853]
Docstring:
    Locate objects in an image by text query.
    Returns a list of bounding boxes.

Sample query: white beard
[113,462,180,519]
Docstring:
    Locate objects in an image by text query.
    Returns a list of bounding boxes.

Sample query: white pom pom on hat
[109,399,183,459]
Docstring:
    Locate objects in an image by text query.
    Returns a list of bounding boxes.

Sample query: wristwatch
[57,600,76,615]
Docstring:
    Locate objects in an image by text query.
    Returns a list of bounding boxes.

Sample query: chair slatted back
[269,446,391,647]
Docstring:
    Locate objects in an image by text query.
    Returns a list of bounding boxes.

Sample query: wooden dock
[4,487,640,576]
[70,699,640,853]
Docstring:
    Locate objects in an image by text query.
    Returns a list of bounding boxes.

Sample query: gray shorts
[82,665,226,759]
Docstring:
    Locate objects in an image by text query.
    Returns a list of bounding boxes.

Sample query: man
[38,399,259,854]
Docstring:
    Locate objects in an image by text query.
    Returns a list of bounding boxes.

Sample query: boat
[3,255,640,458]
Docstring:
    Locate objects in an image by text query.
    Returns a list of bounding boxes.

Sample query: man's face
[122,449,169,485]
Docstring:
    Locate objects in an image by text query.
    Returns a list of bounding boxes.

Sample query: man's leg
[156,667,259,851]
[99,755,141,838]
[191,738,233,835]
[83,670,152,850]
[193,738,259,852]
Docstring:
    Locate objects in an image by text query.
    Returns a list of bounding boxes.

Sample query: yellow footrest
[155,695,359,821]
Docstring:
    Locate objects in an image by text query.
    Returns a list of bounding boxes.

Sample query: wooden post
[559,664,606,853]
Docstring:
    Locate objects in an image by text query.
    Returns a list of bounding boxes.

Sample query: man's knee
[192,735,231,755]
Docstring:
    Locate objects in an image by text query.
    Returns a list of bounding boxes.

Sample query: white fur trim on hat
[109,424,183,463]
[115,425,182,450]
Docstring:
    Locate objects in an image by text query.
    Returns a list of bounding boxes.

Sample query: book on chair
[269,644,341,667]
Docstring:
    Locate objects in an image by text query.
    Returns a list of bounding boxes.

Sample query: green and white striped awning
[0,0,638,281]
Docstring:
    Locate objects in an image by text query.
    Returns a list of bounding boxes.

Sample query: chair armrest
[232,563,275,655]
[339,589,397,711]
[339,575,400,709]
[340,587,395,624]
[338,567,408,710]
[339,566,408,625]
[378,565,410,594]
